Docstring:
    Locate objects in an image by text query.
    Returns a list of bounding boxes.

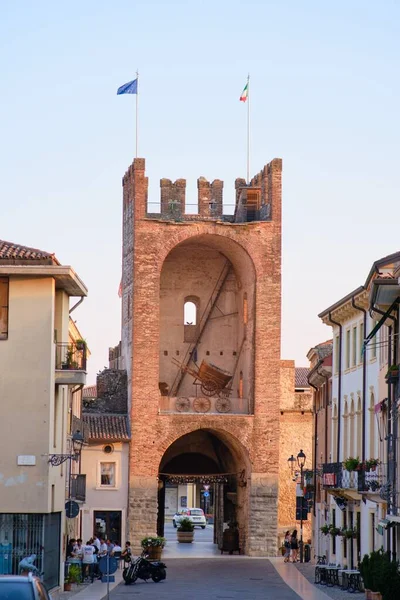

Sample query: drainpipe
[329,312,342,464]
[69,296,85,314]
[351,297,367,463]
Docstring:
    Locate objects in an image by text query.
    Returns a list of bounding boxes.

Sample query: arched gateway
[121,157,283,556]
[158,429,251,551]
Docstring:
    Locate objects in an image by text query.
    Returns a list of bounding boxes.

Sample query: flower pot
[177,531,194,543]
[64,582,72,591]
[144,546,162,560]
[369,592,382,600]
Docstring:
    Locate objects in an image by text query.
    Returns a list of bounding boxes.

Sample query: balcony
[322,462,360,498]
[357,463,387,498]
[70,474,86,502]
[159,396,251,415]
[55,342,87,386]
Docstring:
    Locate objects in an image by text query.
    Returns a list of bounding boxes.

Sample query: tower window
[184,301,197,325]
[184,297,200,343]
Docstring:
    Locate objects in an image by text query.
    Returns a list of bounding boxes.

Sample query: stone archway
[157,428,250,554]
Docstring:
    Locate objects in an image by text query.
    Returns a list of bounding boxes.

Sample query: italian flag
[240,82,248,102]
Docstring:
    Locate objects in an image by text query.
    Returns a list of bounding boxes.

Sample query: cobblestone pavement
[109,558,303,600]
[294,563,362,600]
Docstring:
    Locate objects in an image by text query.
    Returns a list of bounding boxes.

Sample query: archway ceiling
[164,234,256,286]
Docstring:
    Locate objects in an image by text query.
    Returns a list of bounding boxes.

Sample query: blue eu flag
[117,78,138,95]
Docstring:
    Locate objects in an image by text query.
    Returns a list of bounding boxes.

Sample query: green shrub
[178,517,194,532]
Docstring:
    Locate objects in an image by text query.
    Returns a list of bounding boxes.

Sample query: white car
[172,508,207,529]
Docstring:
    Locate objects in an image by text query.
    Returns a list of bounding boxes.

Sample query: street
[109,558,303,600]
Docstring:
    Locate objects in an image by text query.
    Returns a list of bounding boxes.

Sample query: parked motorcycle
[123,552,167,584]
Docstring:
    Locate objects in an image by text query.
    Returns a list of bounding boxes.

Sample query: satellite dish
[65,500,80,519]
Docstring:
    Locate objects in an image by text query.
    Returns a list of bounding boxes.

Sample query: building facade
[121,157,283,555]
[0,239,87,588]
[311,252,400,566]
[81,369,130,546]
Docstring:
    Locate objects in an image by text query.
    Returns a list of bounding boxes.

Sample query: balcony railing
[357,463,386,494]
[55,342,87,371]
[70,474,86,502]
[55,342,87,385]
[322,462,358,490]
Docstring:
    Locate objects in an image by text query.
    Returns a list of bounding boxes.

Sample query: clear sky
[2,1,400,382]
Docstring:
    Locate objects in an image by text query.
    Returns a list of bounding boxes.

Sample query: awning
[362,296,399,354]
[376,518,390,535]
[386,514,400,525]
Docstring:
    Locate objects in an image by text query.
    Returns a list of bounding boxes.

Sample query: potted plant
[177,517,195,543]
[328,524,341,537]
[342,527,357,539]
[75,338,87,351]
[64,564,81,590]
[141,536,166,560]
[365,459,380,472]
[343,457,360,472]
[320,524,330,535]
[385,364,399,383]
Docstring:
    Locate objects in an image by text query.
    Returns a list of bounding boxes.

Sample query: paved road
[110,558,302,600]
[164,521,214,542]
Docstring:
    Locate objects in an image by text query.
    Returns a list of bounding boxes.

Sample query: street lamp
[48,430,84,466]
[297,449,306,563]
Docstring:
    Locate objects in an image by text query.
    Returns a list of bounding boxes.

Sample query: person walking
[82,540,95,582]
[283,531,291,563]
[290,530,299,562]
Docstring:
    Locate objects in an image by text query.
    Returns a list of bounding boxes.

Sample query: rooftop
[82,414,130,442]
[295,367,310,388]
[0,239,60,265]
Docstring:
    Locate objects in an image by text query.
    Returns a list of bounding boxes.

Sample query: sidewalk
[51,569,123,600]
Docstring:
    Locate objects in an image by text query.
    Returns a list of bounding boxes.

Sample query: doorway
[157,429,249,555]
[93,511,122,544]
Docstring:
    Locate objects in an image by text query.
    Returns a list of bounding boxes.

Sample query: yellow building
[0,239,87,589]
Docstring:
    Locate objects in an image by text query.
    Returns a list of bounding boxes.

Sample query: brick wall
[122,157,285,556]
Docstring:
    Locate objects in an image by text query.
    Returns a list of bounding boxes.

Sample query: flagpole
[247,73,250,184]
[136,69,139,157]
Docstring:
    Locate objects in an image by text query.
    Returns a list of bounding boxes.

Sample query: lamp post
[48,430,84,466]
[287,449,306,563]
[48,430,85,508]
[297,449,306,563]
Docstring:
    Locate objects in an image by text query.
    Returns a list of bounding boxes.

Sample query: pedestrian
[92,534,101,553]
[73,539,83,560]
[82,540,95,582]
[98,538,108,558]
[66,538,76,559]
[283,531,291,563]
[121,541,132,564]
[106,539,115,554]
[290,530,299,562]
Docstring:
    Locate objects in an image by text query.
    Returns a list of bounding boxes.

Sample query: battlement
[123,157,282,223]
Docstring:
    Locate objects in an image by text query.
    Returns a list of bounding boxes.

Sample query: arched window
[343,398,349,459]
[332,402,338,460]
[350,397,355,457]
[369,392,375,458]
[356,395,362,457]
[183,296,200,343]
[184,301,197,325]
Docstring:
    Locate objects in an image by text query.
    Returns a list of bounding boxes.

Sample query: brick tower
[121,157,282,556]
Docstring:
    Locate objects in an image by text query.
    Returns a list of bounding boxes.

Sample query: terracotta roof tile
[0,239,59,264]
[82,414,130,441]
[295,367,310,388]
